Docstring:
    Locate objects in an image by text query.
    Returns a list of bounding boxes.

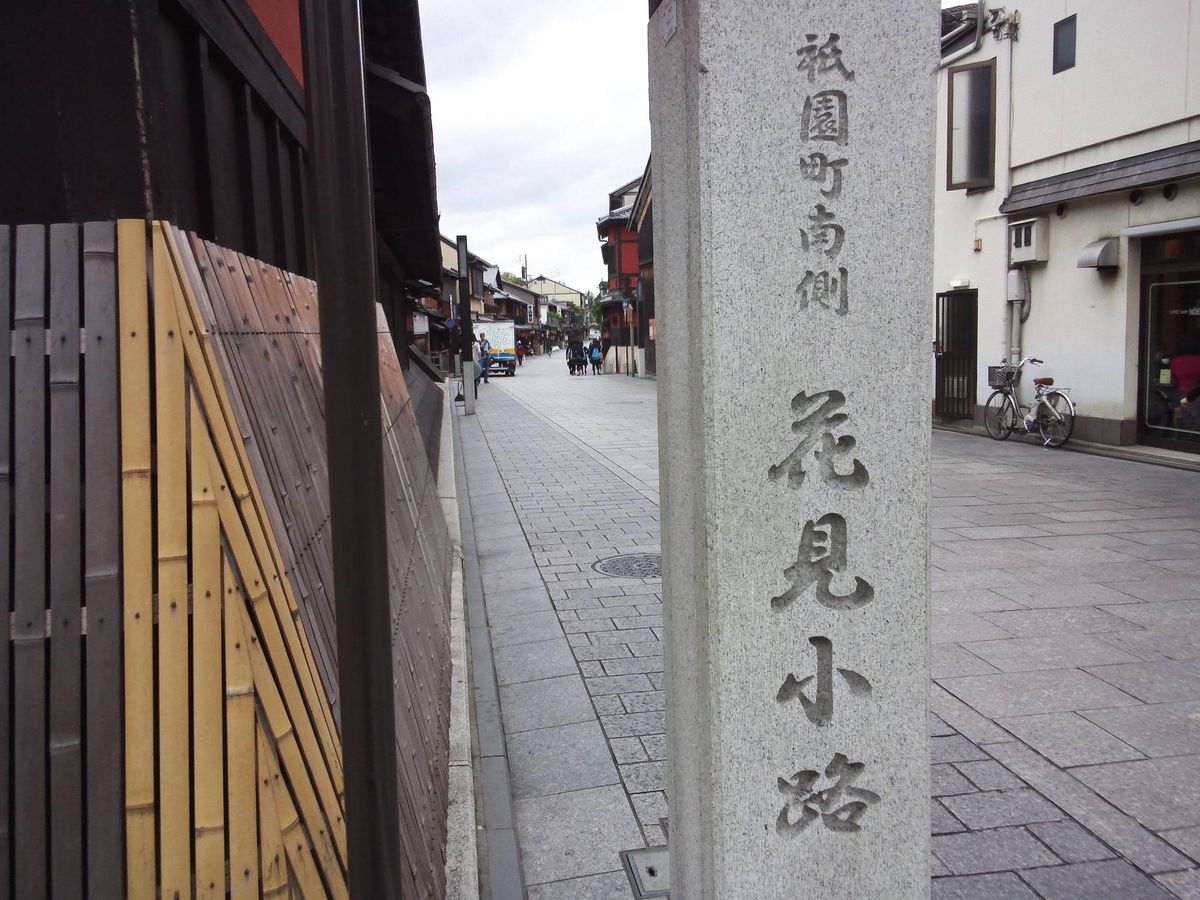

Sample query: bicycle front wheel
[984,391,1016,440]
[1038,391,1075,447]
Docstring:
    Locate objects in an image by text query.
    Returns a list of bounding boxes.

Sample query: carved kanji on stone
[776,753,880,836]
[770,513,874,611]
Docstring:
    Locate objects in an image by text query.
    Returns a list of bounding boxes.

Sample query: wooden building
[0,1,453,896]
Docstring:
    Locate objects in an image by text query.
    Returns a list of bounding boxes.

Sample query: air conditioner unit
[1008,217,1049,265]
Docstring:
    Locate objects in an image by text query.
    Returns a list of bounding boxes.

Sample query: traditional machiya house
[934,1,1200,451]
[597,175,644,373]
[0,1,456,895]
[526,274,586,312]
[628,156,656,375]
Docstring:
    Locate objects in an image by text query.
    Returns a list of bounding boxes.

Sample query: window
[1053,16,1076,73]
[946,59,996,191]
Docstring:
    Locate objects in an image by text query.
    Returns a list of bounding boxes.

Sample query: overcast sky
[421,0,650,295]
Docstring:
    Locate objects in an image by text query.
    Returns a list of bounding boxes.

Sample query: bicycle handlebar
[1003,356,1044,368]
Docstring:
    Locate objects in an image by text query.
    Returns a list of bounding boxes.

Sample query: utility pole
[300,0,402,893]
[458,236,475,415]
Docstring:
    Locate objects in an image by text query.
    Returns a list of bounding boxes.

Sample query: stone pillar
[649,2,936,897]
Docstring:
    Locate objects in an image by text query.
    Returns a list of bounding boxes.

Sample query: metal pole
[300,1,402,895]
[457,236,475,415]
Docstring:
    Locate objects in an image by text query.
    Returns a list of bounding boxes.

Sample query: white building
[934,1,1200,451]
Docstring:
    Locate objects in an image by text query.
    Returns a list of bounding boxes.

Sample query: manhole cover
[621,846,670,898]
[593,553,661,579]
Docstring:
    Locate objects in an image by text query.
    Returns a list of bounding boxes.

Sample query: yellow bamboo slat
[163,227,343,778]
[257,719,290,899]
[190,371,345,838]
[152,223,192,898]
[224,555,260,900]
[235,597,347,895]
[116,219,156,898]
[190,401,225,900]
[259,719,331,900]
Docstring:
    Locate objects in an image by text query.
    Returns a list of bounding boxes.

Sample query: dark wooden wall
[0,0,310,276]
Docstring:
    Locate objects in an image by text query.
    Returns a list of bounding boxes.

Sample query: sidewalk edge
[440,385,481,900]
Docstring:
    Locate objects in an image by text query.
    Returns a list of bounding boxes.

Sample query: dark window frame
[946,58,997,192]
[1053,15,1077,74]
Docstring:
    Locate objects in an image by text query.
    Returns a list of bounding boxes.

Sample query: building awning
[1000,140,1200,216]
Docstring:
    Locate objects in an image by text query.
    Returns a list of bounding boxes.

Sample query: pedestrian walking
[478,331,491,383]
[516,340,525,366]
[590,342,602,375]
[471,335,483,396]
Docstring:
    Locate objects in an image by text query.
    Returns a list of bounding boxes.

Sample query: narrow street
[459,355,1200,898]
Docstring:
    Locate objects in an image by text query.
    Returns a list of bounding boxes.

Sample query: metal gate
[934,290,978,419]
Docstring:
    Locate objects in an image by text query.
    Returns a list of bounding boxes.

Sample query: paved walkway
[458,355,1200,899]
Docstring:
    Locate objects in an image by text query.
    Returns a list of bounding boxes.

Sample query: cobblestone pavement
[459,355,1200,898]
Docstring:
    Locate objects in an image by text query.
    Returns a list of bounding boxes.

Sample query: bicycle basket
[988,365,1020,388]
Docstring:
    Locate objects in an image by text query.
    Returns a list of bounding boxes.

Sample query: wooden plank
[259,719,330,900]
[82,221,123,900]
[238,600,347,898]
[168,235,343,785]
[12,224,47,900]
[0,224,11,900]
[190,401,225,900]
[47,222,83,899]
[151,222,191,899]
[117,219,156,897]
[256,718,290,899]
[224,556,259,900]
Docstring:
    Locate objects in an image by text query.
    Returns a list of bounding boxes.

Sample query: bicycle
[983,357,1077,448]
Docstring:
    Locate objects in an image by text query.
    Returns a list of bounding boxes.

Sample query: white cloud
[422,0,650,293]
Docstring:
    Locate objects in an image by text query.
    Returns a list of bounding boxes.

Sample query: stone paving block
[993,582,1142,609]
[1080,701,1200,758]
[628,641,665,658]
[507,721,620,800]
[987,740,1191,874]
[981,605,1147,637]
[950,524,1053,540]
[601,711,666,738]
[1157,868,1200,899]
[933,799,966,835]
[641,733,666,760]
[577,661,605,678]
[561,618,616,634]
[490,610,565,648]
[931,713,956,737]
[475,699,505,758]
[933,612,1014,644]
[932,827,1059,875]
[612,614,662,630]
[1028,820,1116,863]
[571,643,632,662]
[585,674,654,696]
[609,737,648,764]
[602,656,664,676]
[1162,825,1200,860]
[931,872,1040,899]
[588,627,656,645]
[954,760,1025,792]
[1085,660,1200,703]
[620,691,666,713]
[619,761,665,794]
[940,669,1140,718]
[961,634,1142,673]
[631,791,667,827]
[1074,755,1200,831]
[931,853,951,878]
[1021,859,1173,899]
[591,695,625,716]
[648,673,664,690]
[940,788,1063,830]
[932,589,1026,614]
[526,870,632,900]
[480,755,514,830]
[493,637,578,686]
[485,827,525,899]
[933,645,999,679]
[932,763,977,797]
[998,711,1144,767]
[499,675,596,733]
[513,785,644,886]
[932,735,989,764]
[574,604,639,620]
[553,595,603,611]
[565,632,591,648]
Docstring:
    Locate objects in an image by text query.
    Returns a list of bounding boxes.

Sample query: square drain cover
[621,846,670,898]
